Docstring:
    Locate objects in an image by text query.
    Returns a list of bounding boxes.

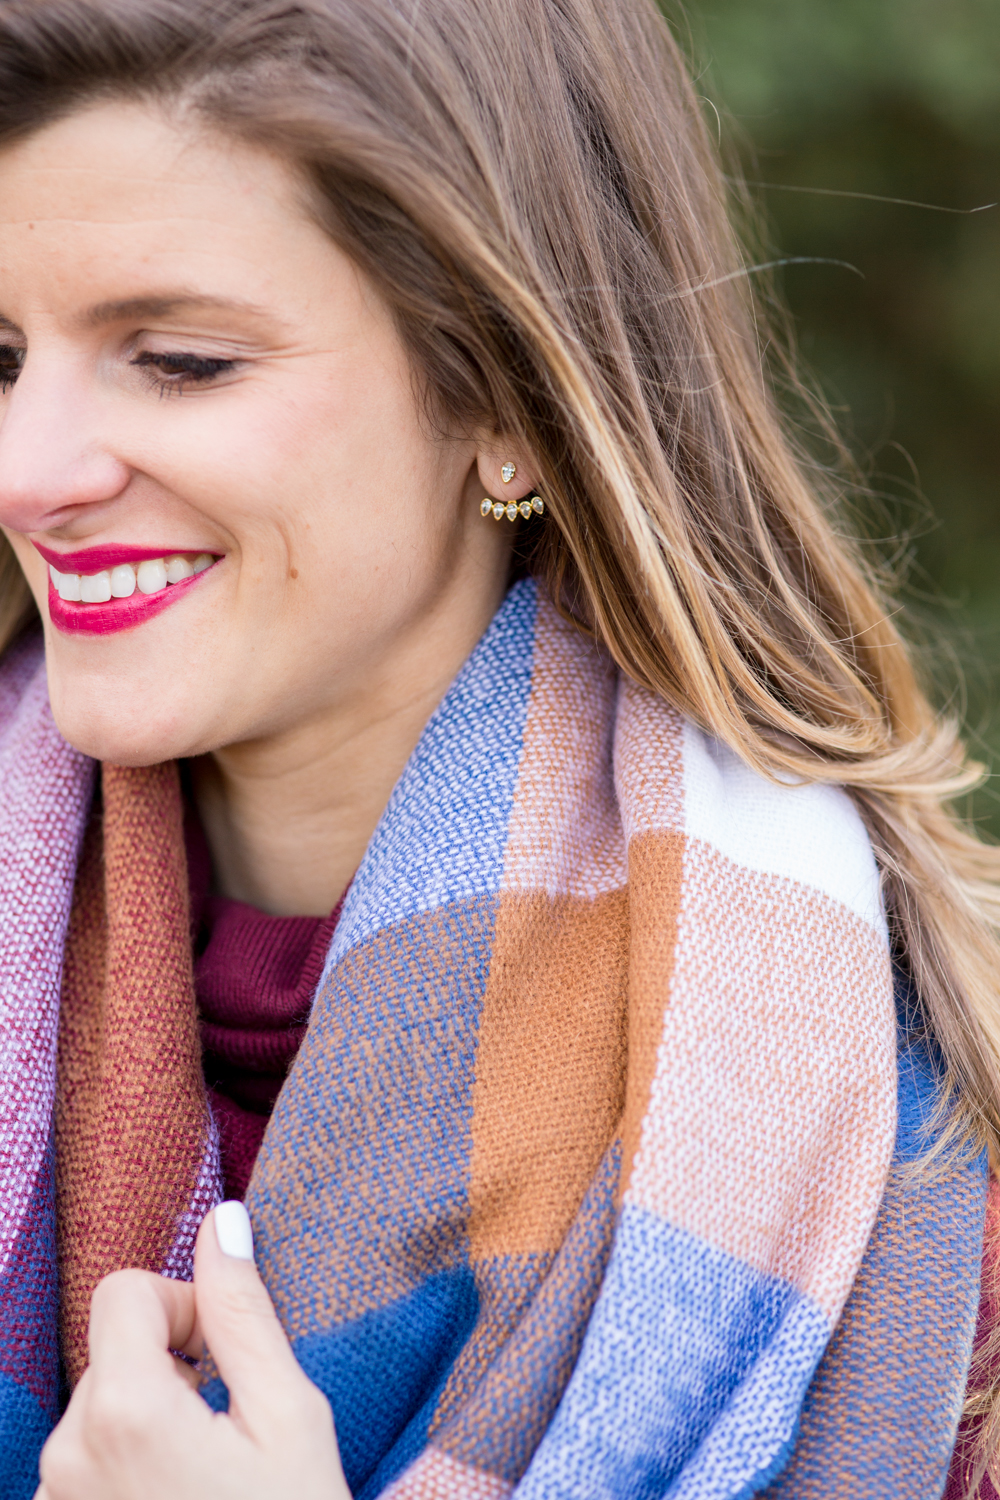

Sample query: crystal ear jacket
[480,493,546,522]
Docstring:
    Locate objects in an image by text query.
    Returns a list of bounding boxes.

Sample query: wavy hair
[0,0,997,1480]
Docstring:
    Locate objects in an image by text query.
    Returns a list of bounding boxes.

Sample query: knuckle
[303,1382,334,1426]
[39,1432,88,1498]
[85,1376,156,1444]
[214,1277,272,1325]
[91,1266,155,1316]
[281,1379,333,1434]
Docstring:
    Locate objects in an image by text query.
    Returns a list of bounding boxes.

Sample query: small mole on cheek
[290,568,299,579]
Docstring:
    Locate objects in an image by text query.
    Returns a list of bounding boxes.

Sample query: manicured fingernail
[214,1200,255,1260]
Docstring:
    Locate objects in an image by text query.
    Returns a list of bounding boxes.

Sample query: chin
[41,617,225,765]
[47,692,201,768]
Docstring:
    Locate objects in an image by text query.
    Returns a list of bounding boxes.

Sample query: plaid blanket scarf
[0,578,988,1499]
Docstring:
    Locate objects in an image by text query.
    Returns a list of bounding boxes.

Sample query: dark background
[674,0,1000,829]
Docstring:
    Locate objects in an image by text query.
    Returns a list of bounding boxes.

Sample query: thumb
[194,1201,314,1436]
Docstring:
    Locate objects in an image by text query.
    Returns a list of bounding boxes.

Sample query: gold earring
[479,491,546,522]
[501,461,517,485]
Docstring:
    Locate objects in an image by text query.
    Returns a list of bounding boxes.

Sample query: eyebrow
[0,292,277,342]
[84,293,272,326]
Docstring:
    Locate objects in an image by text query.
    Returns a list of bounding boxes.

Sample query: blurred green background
[676,0,1000,828]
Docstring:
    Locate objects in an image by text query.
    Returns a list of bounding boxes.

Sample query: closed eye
[0,344,25,391]
[131,350,238,393]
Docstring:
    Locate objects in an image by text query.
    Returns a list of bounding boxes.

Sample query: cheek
[128,370,411,540]
[1,530,47,607]
[133,399,305,508]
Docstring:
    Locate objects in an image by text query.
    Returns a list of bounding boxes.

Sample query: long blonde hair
[0,0,998,1469]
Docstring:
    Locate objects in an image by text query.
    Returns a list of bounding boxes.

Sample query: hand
[37,1202,350,1500]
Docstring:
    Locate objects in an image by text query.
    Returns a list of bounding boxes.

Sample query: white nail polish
[214,1200,254,1260]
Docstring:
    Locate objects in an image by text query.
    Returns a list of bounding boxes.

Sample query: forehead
[0,99,334,322]
[0,98,302,226]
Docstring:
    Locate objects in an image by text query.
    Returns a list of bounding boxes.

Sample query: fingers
[172,1351,204,1390]
[38,1207,347,1500]
[88,1269,200,1380]
[41,1278,209,1499]
[194,1202,330,1440]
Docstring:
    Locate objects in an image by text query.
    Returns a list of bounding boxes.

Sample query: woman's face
[0,101,513,764]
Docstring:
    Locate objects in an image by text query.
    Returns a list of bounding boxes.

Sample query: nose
[0,353,130,534]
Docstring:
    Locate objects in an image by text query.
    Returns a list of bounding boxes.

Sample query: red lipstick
[33,541,197,573]
[33,541,220,638]
[47,573,211,635]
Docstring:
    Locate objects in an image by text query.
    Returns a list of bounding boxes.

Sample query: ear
[475,443,538,501]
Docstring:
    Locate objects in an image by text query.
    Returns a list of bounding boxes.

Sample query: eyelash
[0,345,237,395]
[131,350,237,393]
[0,345,24,393]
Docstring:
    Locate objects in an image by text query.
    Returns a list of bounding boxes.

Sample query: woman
[0,0,996,1496]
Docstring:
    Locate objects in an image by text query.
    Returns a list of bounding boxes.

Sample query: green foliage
[677,0,1000,827]
[694,0,1000,137]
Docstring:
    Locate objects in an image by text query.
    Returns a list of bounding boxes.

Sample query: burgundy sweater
[186,809,344,1200]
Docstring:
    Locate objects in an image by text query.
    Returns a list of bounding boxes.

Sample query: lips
[33,541,184,574]
[46,572,212,635]
[32,540,220,637]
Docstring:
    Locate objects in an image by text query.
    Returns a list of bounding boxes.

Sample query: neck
[191,575,510,918]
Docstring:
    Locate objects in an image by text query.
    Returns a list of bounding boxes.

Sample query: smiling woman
[0,2,998,1499]
[0,103,510,915]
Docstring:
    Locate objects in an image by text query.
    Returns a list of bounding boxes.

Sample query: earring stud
[501,461,517,485]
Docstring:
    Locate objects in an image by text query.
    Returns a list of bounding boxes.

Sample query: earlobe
[475,445,538,502]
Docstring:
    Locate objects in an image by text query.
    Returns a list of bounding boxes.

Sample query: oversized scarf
[0,579,988,1500]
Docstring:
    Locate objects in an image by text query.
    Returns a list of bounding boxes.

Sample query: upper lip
[31,540,217,574]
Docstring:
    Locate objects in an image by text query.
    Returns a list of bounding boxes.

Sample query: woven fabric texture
[0,580,988,1499]
[56,760,220,1384]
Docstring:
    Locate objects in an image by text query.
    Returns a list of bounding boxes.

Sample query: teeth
[48,553,215,604]
[165,555,194,584]
[136,558,168,595]
[80,571,111,603]
[110,564,136,598]
[49,565,82,602]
